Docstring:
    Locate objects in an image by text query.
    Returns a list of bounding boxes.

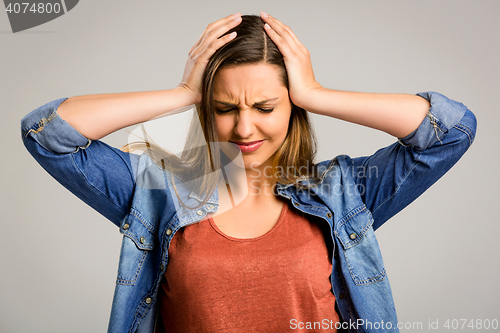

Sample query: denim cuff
[398,91,468,151]
[21,97,91,153]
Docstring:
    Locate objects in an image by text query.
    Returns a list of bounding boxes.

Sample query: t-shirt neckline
[207,200,288,242]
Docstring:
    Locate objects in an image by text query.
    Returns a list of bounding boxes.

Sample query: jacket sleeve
[349,91,477,231]
[21,97,139,227]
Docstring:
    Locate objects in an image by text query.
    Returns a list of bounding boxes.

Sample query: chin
[219,144,246,169]
[233,158,260,171]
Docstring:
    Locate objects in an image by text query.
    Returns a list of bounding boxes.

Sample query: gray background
[1,0,499,332]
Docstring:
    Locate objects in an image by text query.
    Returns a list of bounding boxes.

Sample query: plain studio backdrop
[1,0,499,332]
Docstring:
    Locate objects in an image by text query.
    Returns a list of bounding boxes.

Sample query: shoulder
[283,155,358,190]
[313,155,358,182]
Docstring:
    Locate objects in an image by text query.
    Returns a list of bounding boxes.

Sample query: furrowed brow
[254,97,279,105]
[214,100,237,107]
[214,97,279,107]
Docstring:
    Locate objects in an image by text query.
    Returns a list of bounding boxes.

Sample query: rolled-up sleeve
[398,91,472,150]
[21,98,138,226]
[21,97,91,153]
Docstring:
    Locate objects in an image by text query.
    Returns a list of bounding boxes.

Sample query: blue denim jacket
[21,92,476,333]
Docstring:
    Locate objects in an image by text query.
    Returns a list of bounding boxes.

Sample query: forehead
[213,63,287,102]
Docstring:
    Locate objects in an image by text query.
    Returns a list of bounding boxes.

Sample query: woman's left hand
[260,12,322,110]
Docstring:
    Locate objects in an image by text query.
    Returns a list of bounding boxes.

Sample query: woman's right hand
[178,13,242,105]
[56,14,242,141]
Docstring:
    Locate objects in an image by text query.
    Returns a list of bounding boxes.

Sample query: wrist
[294,83,325,112]
[175,85,200,106]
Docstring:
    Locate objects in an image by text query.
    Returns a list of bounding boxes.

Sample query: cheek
[215,117,228,139]
[261,115,289,142]
[279,120,290,141]
[275,110,292,140]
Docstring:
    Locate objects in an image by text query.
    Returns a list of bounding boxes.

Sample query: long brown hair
[123,15,319,209]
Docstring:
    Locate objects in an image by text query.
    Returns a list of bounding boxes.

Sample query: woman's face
[213,63,292,172]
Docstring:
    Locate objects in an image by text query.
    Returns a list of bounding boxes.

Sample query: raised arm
[293,90,430,139]
[261,12,477,231]
[21,13,243,226]
[260,12,430,138]
[57,13,243,140]
[57,88,194,140]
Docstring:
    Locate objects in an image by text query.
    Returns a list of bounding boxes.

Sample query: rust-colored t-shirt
[156,200,339,332]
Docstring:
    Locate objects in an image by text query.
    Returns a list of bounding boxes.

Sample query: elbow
[454,108,477,149]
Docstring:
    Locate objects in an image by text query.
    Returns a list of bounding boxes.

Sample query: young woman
[21,12,476,333]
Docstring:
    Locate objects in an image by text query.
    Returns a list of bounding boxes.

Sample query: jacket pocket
[116,209,156,285]
[335,205,386,285]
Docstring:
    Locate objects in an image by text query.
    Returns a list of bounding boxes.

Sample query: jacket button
[123,223,129,230]
[327,213,332,219]
[339,293,345,299]
[196,210,204,216]
[207,204,214,210]
[145,297,152,304]
[166,228,172,236]
[140,237,146,244]
[294,202,300,207]
[349,233,357,240]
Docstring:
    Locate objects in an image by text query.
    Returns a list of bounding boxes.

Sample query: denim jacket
[21,92,476,333]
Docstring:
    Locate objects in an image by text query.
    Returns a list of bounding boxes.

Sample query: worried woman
[21,12,476,333]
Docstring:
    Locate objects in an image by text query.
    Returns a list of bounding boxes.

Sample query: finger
[191,23,240,63]
[197,30,238,62]
[190,13,241,55]
[263,22,297,60]
[190,15,241,59]
[191,13,240,52]
[260,12,304,49]
[262,13,300,46]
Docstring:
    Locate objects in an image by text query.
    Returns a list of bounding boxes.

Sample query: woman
[21,12,476,333]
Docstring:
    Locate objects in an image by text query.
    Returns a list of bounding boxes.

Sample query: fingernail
[229,31,236,38]
[261,11,269,18]
[232,13,241,19]
[264,23,271,29]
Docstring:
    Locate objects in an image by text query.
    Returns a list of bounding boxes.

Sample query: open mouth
[230,140,264,153]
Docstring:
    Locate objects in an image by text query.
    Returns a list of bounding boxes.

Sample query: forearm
[57,87,194,140]
[303,88,430,138]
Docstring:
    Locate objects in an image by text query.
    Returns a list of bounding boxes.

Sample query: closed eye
[215,108,236,114]
[257,107,274,113]
[214,97,278,114]
[215,107,274,114]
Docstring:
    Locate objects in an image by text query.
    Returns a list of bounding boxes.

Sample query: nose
[233,110,256,139]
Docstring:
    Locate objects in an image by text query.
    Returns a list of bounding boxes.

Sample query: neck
[220,159,278,202]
